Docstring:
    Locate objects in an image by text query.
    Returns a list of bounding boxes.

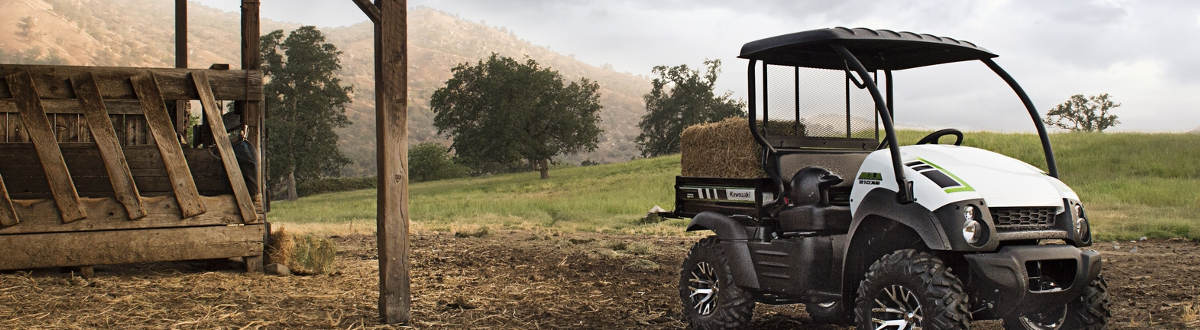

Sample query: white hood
[850,145,1077,211]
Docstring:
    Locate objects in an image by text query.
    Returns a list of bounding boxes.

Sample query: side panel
[747,236,834,298]
[674,176,775,218]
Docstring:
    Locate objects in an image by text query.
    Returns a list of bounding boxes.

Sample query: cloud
[193,0,1199,132]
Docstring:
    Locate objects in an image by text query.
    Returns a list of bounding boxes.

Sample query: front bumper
[963,245,1101,319]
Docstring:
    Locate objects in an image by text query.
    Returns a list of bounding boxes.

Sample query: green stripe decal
[916,157,975,193]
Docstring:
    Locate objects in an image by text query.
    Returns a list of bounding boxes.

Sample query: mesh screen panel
[759,65,880,140]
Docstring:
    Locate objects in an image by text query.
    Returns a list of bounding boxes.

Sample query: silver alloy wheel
[871,284,924,330]
[1016,306,1068,330]
[687,261,720,315]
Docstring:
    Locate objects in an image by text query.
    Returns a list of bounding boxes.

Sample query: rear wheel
[1003,276,1111,330]
[854,249,971,330]
[679,237,754,329]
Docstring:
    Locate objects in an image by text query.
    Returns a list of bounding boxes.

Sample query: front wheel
[679,237,755,329]
[1003,276,1111,330]
[854,249,971,329]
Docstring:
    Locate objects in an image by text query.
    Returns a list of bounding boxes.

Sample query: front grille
[991,207,1056,231]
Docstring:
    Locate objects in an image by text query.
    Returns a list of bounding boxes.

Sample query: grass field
[271,131,1200,241]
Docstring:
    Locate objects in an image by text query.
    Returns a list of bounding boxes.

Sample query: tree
[260,26,353,200]
[636,59,745,157]
[1045,93,1121,132]
[408,142,469,182]
[431,54,603,179]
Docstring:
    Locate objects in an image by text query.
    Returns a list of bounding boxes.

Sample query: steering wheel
[916,128,964,146]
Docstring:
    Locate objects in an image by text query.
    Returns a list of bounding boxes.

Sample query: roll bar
[983,58,1059,178]
[747,46,1061,206]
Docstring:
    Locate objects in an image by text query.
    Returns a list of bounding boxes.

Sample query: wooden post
[174,0,189,135]
[240,0,264,211]
[375,0,411,324]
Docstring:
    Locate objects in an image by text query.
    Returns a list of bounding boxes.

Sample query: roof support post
[373,0,412,324]
[832,45,912,203]
[983,59,1059,178]
[174,0,189,135]
[240,0,264,211]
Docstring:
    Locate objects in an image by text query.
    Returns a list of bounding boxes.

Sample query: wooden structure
[0,0,411,325]
[0,2,267,272]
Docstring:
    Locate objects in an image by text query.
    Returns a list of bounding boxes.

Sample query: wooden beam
[0,174,18,227]
[352,0,381,23]
[0,224,264,271]
[240,0,265,213]
[72,73,146,220]
[192,72,257,223]
[0,195,241,235]
[0,99,144,114]
[4,71,86,223]
[0,65,262,101]
[376,0,411,324]
[130,73,206,218]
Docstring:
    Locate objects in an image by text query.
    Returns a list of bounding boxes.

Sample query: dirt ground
[1,230,1197,329]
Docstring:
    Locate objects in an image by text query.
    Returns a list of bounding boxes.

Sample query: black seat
[776,167,853,233]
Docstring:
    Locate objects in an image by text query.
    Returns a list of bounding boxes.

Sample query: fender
[847,189,950,251]
[685,211,760,289]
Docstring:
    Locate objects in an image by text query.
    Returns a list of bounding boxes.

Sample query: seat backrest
[776,151,870,188]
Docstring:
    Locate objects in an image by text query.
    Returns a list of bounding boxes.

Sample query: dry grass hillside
[0,0,651,175]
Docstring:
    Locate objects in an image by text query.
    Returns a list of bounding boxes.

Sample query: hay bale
[681,118,803,178]
[267,228,336,275]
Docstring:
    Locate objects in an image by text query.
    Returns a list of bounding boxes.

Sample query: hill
[271,130,1200,241]
[0,0,651,175]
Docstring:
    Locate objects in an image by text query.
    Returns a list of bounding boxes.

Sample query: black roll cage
[747,45,1059,205]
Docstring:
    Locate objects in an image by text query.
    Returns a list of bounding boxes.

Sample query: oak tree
[1045,93,1121,132]
[431,54,603,179]
[636,59,744,157]
[260,26,353,200]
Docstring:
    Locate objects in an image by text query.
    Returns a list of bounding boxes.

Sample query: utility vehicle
[667,28,1110,329]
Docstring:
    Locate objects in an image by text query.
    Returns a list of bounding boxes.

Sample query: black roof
[739,27,996,70]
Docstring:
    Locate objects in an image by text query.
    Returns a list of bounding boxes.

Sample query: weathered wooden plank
[376,0,412,324]
[0,174,19,227]
[72,73,147,220]
[0,195,241,235]
[0,99,145,115]
[0,65,262,101]
[192,72,257,223]
[4,71,87,223]
[0,223,264,270]
[130,73,206,218]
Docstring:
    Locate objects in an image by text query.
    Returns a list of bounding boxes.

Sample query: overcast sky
[192,0,1200,132]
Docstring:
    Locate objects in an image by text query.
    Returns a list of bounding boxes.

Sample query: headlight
[1074,204,1090,241]
[962,206,983,244]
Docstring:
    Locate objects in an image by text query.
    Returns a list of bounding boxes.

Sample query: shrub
[409,142,471,182]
